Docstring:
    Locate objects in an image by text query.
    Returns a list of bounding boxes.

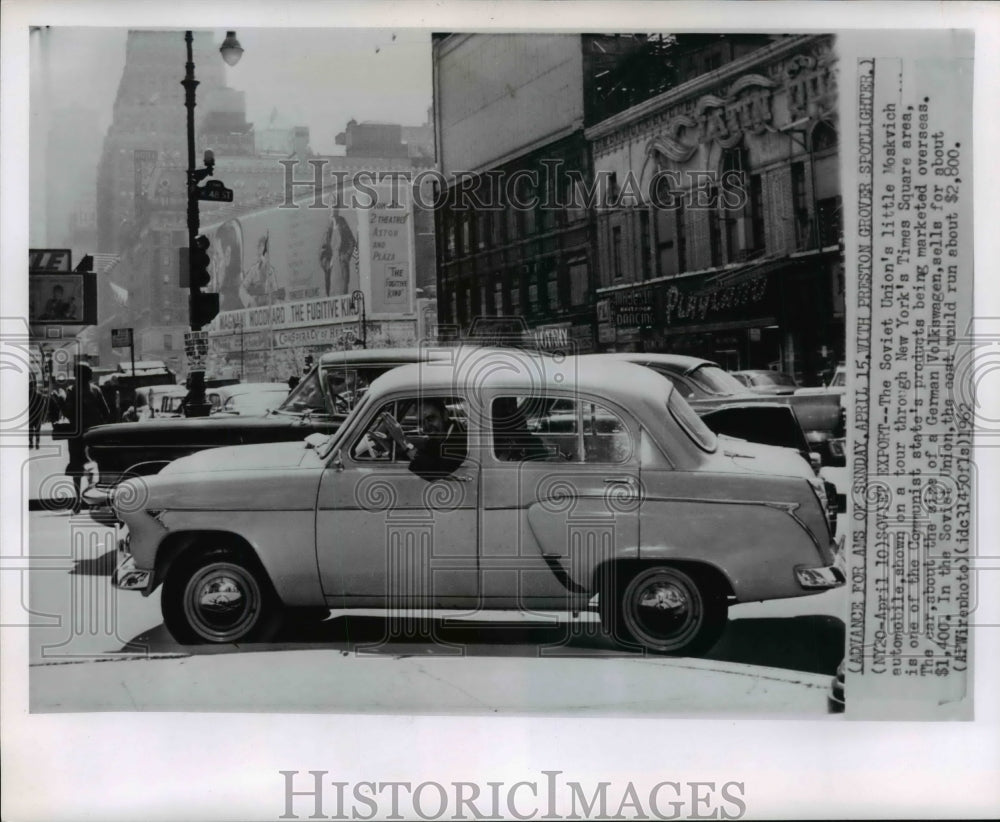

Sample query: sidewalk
[24,426,75,510]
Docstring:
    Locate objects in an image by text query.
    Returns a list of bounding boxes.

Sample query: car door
[315,392,480,608]
[479,391,641,610]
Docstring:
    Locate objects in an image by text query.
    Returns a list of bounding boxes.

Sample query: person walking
[28,372,47,449]
[62,363,110,513]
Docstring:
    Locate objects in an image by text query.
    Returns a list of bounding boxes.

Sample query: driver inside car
[374,398,468,481]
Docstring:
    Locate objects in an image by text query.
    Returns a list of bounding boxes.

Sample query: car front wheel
[162,546,283,644]
[605,565,727,656]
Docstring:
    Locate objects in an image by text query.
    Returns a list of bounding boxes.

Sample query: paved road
[24,508,845,712]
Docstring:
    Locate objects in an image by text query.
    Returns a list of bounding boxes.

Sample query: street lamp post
[182,30,242,415]
[234,319,245,380]
[351,289,367,349]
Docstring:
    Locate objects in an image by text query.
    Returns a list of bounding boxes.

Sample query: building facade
[589,34,843,383]
[433,33,606,352]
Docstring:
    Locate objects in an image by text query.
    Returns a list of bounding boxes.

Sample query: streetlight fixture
[351,290,367,349]
[219,31,244,66]
[182,30,242,416]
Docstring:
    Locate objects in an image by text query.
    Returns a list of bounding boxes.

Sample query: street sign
[184,330,210,372]
[196,180,234,203]
[111,328,133,348]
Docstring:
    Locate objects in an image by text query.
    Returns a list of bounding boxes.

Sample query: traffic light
[191,235,212,288]
[190,291,220,329]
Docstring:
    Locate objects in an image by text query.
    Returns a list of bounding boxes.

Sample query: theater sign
[202,183,433,380]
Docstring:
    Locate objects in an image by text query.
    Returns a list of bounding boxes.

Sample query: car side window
[351,396,467,463]
[493,396,633,463]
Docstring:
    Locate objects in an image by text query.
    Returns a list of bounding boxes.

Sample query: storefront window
[612,226,623,280]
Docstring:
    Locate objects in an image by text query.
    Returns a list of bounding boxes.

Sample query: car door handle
[603,477,635,484]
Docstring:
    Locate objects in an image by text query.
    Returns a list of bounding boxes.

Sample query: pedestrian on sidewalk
[63,363,110,513]
[28,372,46,449]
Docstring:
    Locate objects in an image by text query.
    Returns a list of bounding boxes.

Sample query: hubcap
[631,577,699,641]
[183,562,261,641]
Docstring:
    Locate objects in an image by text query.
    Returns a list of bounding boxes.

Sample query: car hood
[158,439,326,476]
[84,412,304,444]
[716,435,813,479]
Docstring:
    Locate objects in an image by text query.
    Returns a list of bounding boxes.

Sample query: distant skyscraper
[96,30,228,253]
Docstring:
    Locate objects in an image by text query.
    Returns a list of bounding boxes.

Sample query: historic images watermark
[279,770,747,821]
[278,161,748,213]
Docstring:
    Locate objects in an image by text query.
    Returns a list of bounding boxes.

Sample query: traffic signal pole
[182,30,212,416]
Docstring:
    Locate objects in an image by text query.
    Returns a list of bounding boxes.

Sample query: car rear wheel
[162,546,283,644]
[603,565,727,656]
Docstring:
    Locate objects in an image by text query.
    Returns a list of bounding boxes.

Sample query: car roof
[220,382,287,394]
[318,347,454,366]
[369,348,676,408]
[579,352,719,375]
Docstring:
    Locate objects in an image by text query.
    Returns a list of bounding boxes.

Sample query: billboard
[205,181,414,321]
[29,274,85,324]
[203,204,358,312]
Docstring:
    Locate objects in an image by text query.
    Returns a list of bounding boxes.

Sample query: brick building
[590,34,843,382]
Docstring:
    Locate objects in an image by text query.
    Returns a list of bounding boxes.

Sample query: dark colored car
[82,348,449,506]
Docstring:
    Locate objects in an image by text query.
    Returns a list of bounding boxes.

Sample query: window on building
[509,273,520,316]
[606,172,620,208]
[749,173,765,252]
[612,225,624,280]
[676,200,688,273]
[569,260,589,307]
[443,211,456,260]
[546,263,560,312]
[707,185,723,268]
[478,211,491,251]
[791,161,812,250]
[163,334,173,351]
[817,196,843,247]
[639,209,652,280]
[720,148,749,263]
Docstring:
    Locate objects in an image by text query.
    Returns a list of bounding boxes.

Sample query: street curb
[29,498,83,512]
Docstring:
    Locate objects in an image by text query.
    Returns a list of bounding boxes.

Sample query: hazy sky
[32,27,433,152]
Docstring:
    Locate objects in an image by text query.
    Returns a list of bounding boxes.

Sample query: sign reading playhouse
[599,265,778,341]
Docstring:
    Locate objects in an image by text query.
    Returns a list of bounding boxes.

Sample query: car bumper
[110,528,154,595]
[795,535,846,589]
[81,484,114,508]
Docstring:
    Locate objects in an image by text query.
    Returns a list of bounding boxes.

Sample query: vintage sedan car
[82,348,450,506]
[111,348,844,653]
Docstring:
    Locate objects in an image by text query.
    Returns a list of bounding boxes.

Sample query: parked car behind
[82,348,451,507]
[731,369,799,395]
[111,348,844,652]
[211,382,289,416]
[588,353,845,466]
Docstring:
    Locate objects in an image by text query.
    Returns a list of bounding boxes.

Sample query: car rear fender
[635,491,828,602]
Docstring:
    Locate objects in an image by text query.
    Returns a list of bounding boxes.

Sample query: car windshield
[277,368,329,415]
[751,372,796,387]
[688,365,748,396]
[667,391,718,453]
[224,389,288,416]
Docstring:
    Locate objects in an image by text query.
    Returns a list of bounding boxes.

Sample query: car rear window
[668,391,717,453]
[688,364,747,396]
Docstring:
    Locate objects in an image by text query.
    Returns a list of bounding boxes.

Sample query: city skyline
[29,26,434,250]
